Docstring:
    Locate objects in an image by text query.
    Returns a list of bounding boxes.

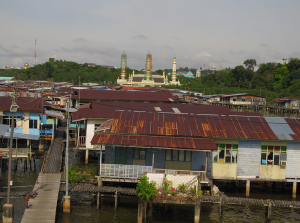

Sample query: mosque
[117,53,180,87]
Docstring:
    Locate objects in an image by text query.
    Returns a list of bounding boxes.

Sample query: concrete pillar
[194,200,201,223]
[85,149,89,164]
[137,200,144,223]
[97,177,103,187]
[292,181,297,198]
[2,203,14,223]
[246,180,250,197]
[63,196,71,213]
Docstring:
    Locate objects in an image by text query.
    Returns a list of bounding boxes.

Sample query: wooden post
[85,149,89,164]
[33,159,36,172]
[292,181,297,198]
[115,190,118,209]
[97,192,101,210]
[265,200,272,219]
[219,196,223,216]
[194,200,201,223]
[246,180,250,197]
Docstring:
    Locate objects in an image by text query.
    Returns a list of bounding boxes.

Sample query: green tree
[136,176,157,201]
[243,59,257,71]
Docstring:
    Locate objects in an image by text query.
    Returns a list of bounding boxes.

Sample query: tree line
[1,57,300,100]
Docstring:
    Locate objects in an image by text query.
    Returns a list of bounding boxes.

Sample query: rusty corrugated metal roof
[91,133,217,150]
[284,118,300,141]
[0,96,50,112]
[109,110,278,140]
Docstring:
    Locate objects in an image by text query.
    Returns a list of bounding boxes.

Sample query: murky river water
[1,147,300,222]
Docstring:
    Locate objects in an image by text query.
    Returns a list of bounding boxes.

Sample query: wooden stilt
[85,149,89,164]
[219,196,223,216]
[97,192,100,209]
[33,159,36,172]
[265,200,272,219]
[246,180,250,197]
[115,190,118,209]
[292,181,297,198]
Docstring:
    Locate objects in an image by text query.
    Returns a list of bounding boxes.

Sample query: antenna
[34,39,37,67]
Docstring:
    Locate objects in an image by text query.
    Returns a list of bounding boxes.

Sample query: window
[212,144,238,164]
[29,120,38,129]
[261,145,286,165]
[242,99,246,102]
[134,148,146,160]
[233,98,236,101]
[3,116,16,127]
[165,150,191,162]
[95,124,101,131]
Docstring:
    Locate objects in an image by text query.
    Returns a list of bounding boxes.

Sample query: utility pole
[63,90,71,213]
[39,84,44,151]
[3,86,18,223]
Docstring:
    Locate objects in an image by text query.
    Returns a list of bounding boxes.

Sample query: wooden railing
[100,164,209,181]
[78,136,86,146]
[101,164,152,179]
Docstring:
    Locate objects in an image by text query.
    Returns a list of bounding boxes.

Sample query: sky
[1,0,300,70]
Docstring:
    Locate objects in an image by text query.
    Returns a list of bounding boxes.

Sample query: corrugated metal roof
[0,124,10,135]
[71,89,177,102]
[0,97,50,112]
[72,101,259,121]
[109,110,278,140]
[91,133,217,150]
[44,110,64,118]
[284,118,300,141]
[3,132,40,140]
[0,124,40,140]
[265,117,294,140]
[270,97,300,103]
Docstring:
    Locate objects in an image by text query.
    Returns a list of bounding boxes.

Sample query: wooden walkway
[21,173,61,223]
[22,122,66,223]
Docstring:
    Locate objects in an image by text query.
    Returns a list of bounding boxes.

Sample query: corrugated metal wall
[146,149,153,166]
[105,146,115,164]
[126,147,133,165]
[286,142,300,178]
[153,149,165,169]
[191,151,206,171]
[237,140,261,177]
[207,152,212,177]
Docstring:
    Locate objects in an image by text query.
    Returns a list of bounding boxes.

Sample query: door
[115,147,127,164]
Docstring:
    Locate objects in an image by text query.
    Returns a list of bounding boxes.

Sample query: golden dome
[24,63,29,68]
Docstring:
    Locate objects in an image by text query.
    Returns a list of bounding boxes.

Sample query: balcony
[99,164,208,183]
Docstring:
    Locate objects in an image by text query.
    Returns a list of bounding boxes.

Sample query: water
[0,159,41,223]
[2,151,300,222]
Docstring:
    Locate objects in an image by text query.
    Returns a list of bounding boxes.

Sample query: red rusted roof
[91,133,217,150]
[284,118,300,141]
[71,89,177,102]
[270,97,300,103]
[0,97,50,112]
[108,110,278,140]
